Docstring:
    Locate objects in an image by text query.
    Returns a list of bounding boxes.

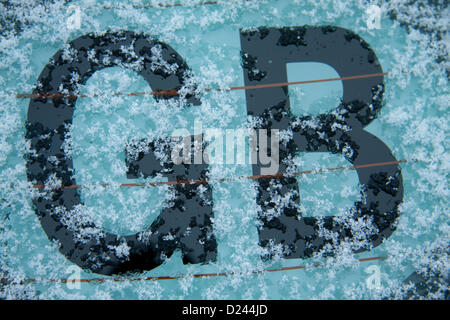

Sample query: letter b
[240,26,403,259]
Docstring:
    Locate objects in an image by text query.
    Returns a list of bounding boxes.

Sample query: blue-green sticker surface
[0,0,448,299]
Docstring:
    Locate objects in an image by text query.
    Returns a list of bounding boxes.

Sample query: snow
[0,0,448,300]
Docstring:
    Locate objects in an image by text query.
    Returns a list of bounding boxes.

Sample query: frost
[0,0,448,300]
[108,241,131,259]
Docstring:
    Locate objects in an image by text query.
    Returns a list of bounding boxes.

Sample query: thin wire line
[97,1,218,10]
[15,72,387,99]
[31,159,407,190]
[0,256,385,284]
